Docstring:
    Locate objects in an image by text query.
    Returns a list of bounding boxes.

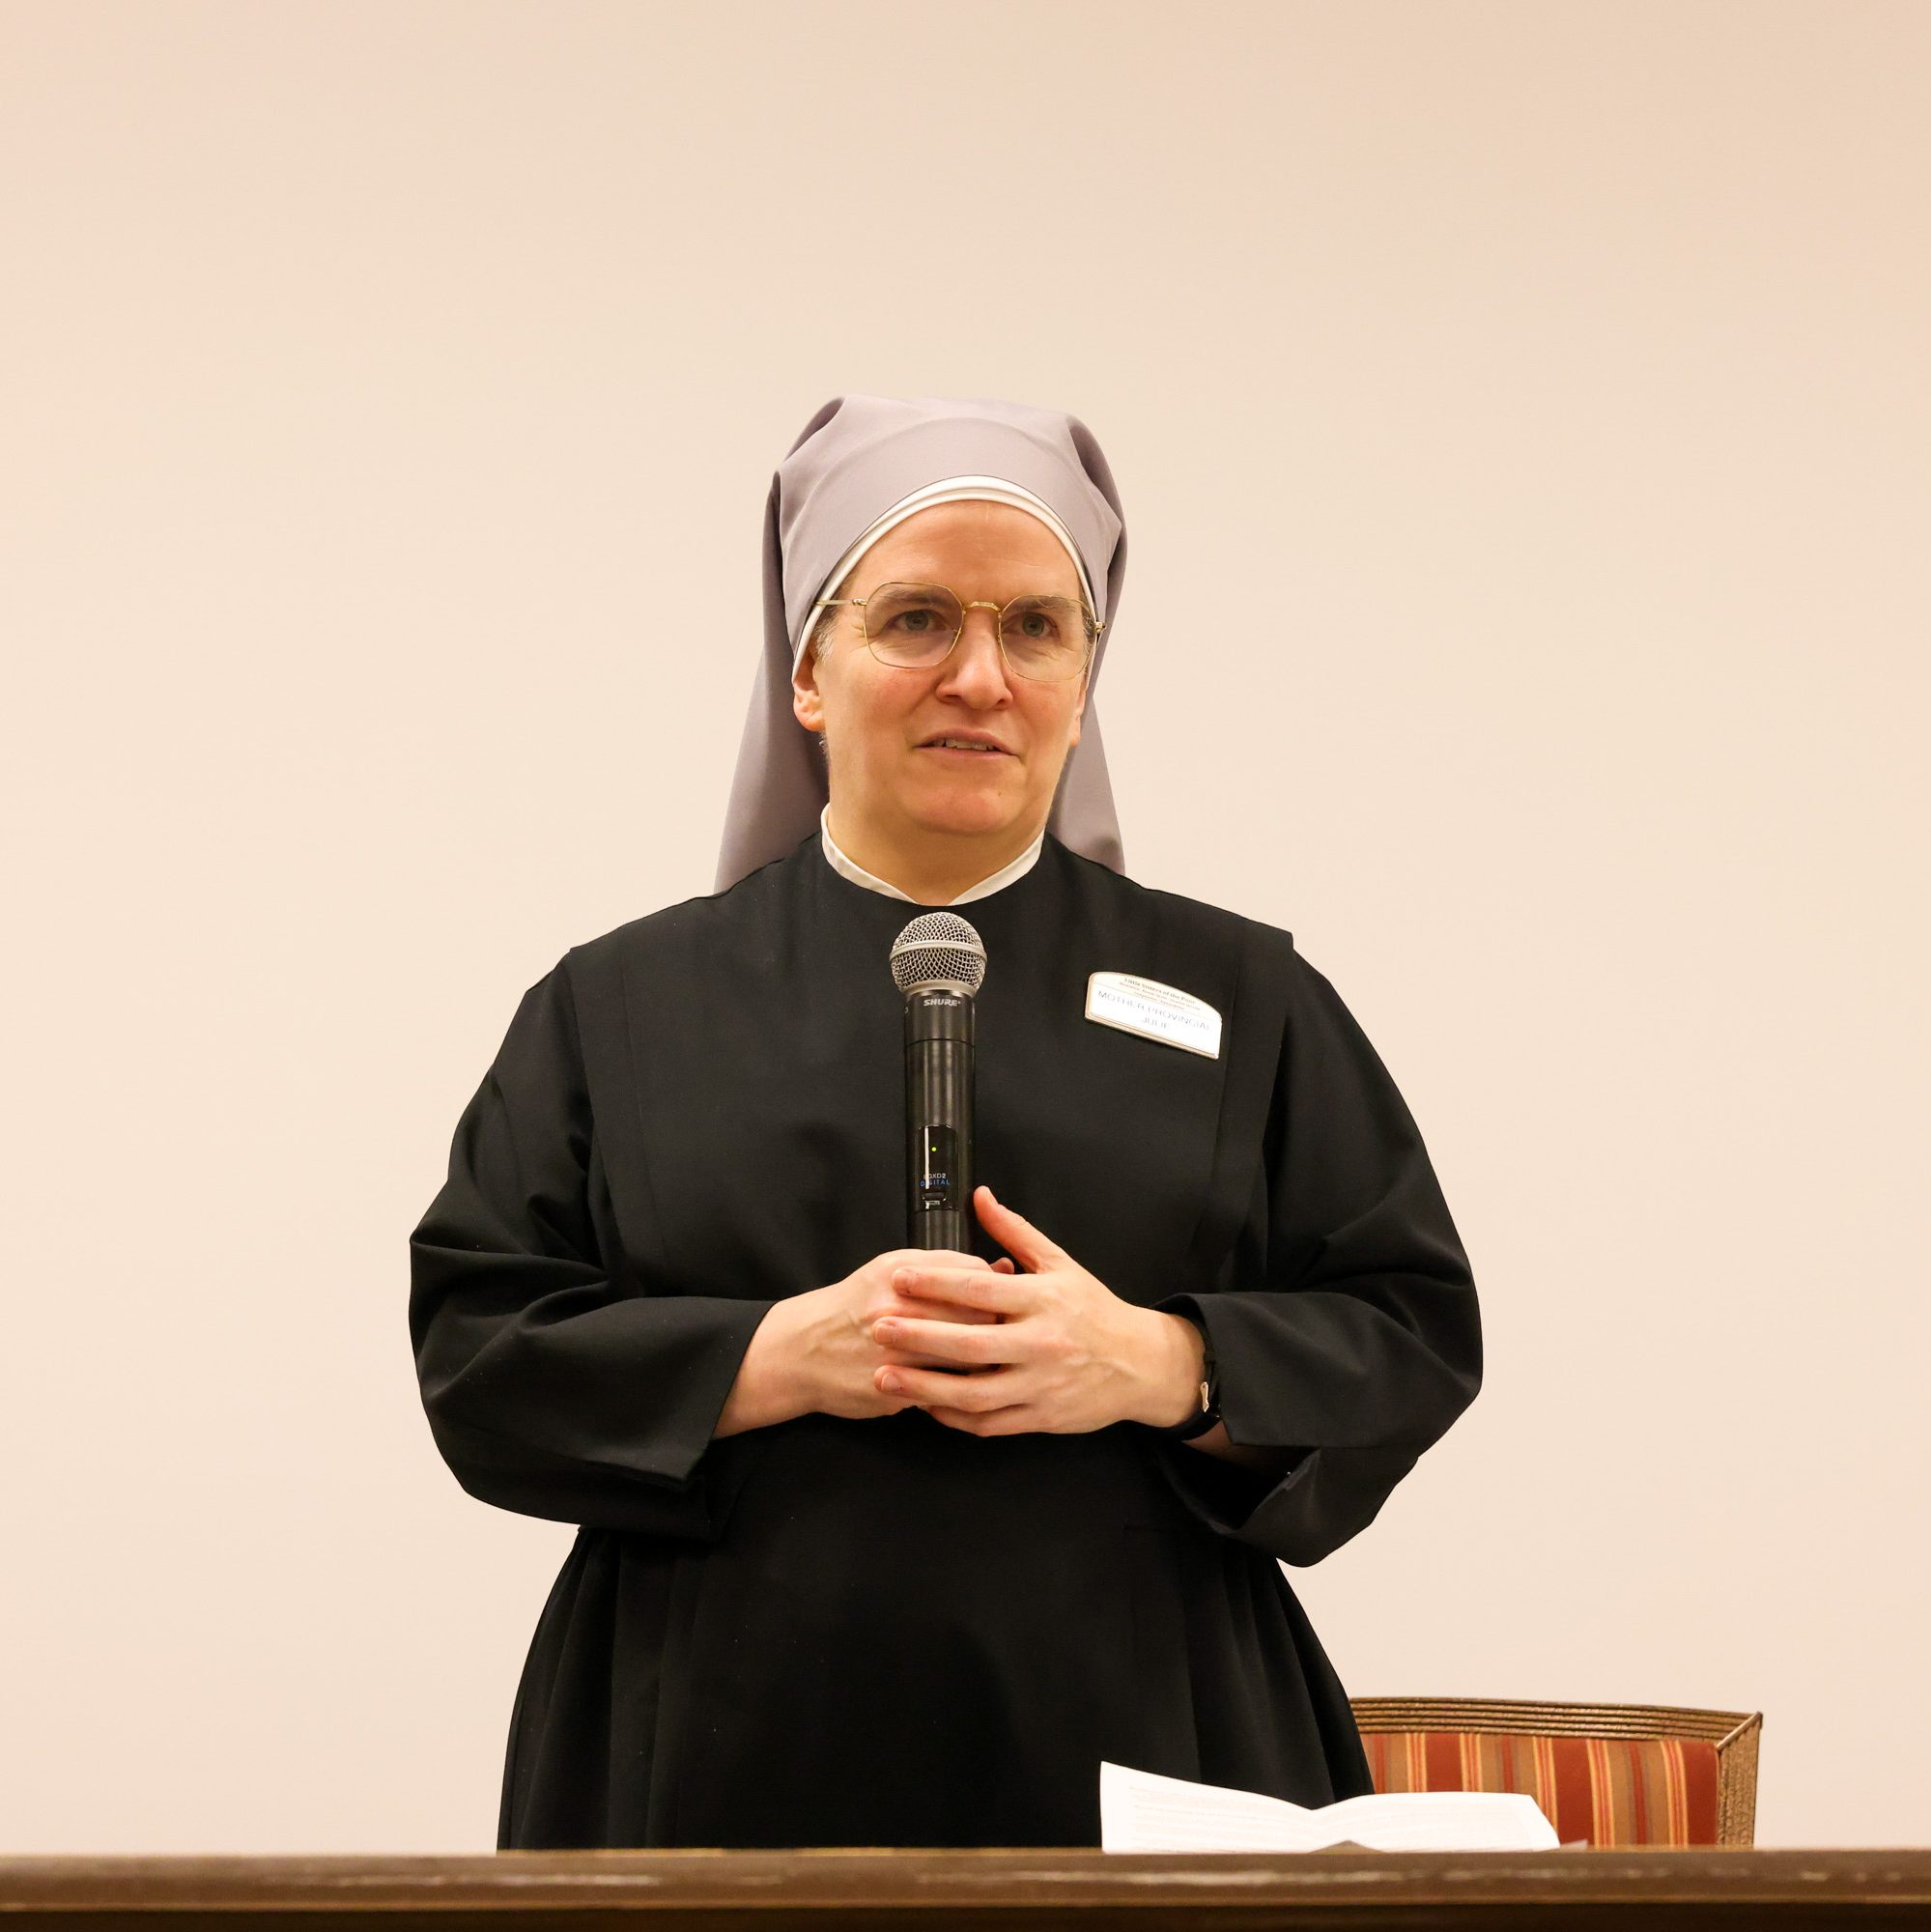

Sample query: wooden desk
[3,1850,1930,1930]
[3,1855,1931,1932]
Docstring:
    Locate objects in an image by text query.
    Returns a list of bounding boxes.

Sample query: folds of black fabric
[1150,945,1485,1567]
[409,963,780,1542]
[406,832,1483,1847]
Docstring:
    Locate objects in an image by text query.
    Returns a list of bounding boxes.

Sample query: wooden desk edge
[3,1848,1931,1911]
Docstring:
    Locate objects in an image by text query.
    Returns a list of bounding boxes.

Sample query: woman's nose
[938,608,1013,703]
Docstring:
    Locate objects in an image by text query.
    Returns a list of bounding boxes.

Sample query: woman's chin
[902,786,1024,839]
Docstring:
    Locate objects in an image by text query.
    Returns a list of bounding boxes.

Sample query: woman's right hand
[801,1247,1013,1421]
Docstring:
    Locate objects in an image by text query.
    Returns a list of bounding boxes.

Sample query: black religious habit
[408,829,1482,1850]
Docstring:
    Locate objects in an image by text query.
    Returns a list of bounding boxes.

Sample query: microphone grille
[890,911,987,996]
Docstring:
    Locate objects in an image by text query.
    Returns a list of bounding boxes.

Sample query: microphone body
[889,912,988,1251]
[905,988,974,1249]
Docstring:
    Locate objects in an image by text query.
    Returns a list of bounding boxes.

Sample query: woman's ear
[792,649,826,734]
[1065,671,1088,747]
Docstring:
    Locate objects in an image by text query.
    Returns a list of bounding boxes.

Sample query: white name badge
[1084,971,1223,1059]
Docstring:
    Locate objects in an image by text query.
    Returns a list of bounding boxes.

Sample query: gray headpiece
[713,393,1128,893]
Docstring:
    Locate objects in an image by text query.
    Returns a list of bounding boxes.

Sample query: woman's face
[791,500,1090,850]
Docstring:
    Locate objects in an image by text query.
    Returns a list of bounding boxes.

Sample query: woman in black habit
[408,393,1483,1851]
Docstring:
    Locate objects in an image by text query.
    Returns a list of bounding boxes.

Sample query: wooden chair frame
[1349,1696,1763,1846]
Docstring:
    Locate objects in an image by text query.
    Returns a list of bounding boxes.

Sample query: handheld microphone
[890,912,986,1250]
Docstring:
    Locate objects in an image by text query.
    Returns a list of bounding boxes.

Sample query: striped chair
[1349,1697,1762,1847]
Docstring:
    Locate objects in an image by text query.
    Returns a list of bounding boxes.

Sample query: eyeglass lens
[860,582,1088,681]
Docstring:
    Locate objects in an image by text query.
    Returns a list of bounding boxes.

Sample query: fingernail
[880,1374,902,1393]
[873,1321,896,1339]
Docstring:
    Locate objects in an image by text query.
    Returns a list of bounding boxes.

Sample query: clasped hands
[864,1183,1200,1436]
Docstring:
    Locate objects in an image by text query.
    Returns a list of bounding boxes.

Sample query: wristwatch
[1149,1311,1220,1439]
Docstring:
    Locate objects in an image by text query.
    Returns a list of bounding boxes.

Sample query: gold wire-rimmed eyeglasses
[810,579,1101,683]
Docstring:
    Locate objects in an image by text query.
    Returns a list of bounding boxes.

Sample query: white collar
[819,803,1044,905]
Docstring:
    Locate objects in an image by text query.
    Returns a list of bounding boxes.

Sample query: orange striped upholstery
[1360,1728,1722,1847]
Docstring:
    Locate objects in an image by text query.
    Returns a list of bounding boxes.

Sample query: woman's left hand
[867,1185,1183,1435]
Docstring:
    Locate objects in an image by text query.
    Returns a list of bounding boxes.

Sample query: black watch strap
[1149,1312,1219,1439]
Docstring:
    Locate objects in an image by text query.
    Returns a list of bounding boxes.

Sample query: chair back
[1349,1696,1762,1846]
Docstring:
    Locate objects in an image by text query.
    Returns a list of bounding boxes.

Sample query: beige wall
[3,0,1924,1854]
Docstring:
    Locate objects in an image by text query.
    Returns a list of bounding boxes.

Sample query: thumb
[975,1184,1063,1271]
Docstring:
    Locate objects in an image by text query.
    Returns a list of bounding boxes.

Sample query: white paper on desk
[1099,1760,1560,1853]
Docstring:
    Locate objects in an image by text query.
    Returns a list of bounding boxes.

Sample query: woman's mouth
[920,738,1010,757]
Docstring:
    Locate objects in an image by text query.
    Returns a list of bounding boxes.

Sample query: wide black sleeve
[408,957,778,1538]
[1150,946,1483,1567]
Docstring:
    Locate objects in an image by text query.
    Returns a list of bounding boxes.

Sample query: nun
[408,393,1484,1851]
